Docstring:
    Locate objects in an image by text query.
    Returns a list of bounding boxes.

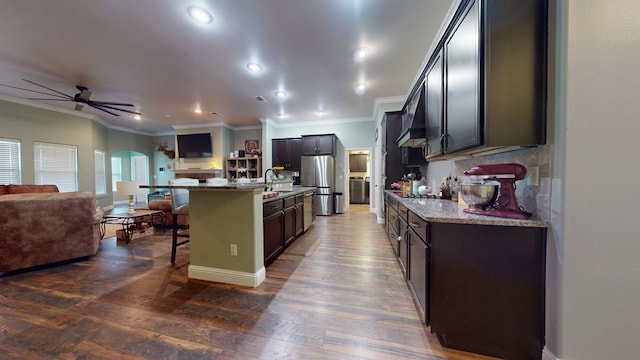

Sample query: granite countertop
[262,186,316,203]
[385,190,548,228]
[141,183,265,191]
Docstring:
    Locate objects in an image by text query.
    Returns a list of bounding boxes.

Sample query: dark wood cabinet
[422,0,547,158]
[301,134,336,156]
[407,211,429,324]
[382,111,404,189]
[272,137,302,170]
[349,153,368,172]
[283,196,296,247]
[294,194,304,237]
[444,0,481,153]
[425,48,444,159]
[430,222,546,360]
[263,200,284,266]
[264,192,312,266]
[384,194,400,256]
[397,204,409,276]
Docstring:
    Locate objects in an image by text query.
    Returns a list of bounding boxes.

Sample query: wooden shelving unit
[226,157,262,180]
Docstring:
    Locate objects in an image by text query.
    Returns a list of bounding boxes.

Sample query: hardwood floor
[0,204,497,360]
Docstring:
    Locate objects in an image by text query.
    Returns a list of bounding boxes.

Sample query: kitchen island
[141,183,316,288]
[384,190,549,360]
[143,183,266,287]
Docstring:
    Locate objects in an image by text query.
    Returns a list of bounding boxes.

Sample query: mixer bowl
[460,182,499,209]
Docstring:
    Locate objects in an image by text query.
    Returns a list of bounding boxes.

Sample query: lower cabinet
[283,196,296,246]
[263,200,284,266]
[263,192,313,266]
[430,223,546,360]
[294,195,304,237]
[397,204,409,275]
[408,211,429,324]
[385,193,547,360]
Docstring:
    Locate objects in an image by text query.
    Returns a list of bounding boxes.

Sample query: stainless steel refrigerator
[301,155,334,216]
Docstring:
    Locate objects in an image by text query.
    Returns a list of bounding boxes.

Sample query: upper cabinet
[302,134,336,156]
[424,0,548,159]
[272,138,302,170]
[425,49,444,159]
[349,153,368,172]
[444,0,481,154]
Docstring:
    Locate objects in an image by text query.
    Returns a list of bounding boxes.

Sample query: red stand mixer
[462,163,532,220]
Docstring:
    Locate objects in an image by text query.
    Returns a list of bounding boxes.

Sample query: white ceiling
[0,0,454,134]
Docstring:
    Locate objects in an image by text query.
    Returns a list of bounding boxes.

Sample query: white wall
[561,0,640,358]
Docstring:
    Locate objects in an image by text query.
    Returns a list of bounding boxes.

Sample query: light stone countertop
[262,186,316,203]
[385,191,549,228]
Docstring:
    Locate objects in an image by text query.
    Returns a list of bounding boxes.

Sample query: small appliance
[461,163,532,220]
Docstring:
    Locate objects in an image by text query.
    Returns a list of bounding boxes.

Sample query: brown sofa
[0,184,104,273]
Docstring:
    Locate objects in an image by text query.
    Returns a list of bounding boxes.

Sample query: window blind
[94,150,106,195]
[34,142,78,192]
[0,138,21,184]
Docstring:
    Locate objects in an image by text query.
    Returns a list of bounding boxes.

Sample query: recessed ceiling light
[194,108,202,114]
[187,6,213,24]
[247,63,262,72]
[274,90,287,98]
[353,47,369,61]
[355,82,366,94]
[315,110,326,116]
[134,115,141,120]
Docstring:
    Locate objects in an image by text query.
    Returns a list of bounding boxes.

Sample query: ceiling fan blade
[74,104,84,111]
[0,83,72,99]
[93,104,141,115]
[26,97,73,101]
[88,100,136,107]
[22,79,73,98]
[88,104,120,117]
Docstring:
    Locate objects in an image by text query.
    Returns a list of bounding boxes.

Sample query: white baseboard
[188,265,266,287]
[542,347,559,360]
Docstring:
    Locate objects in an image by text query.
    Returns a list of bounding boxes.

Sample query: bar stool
[168,178,199,264]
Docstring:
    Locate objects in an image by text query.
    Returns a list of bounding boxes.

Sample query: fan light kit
[353,47,369,61]
[0,79,140,117]
[187,6,212,24]
[246,63,262,72]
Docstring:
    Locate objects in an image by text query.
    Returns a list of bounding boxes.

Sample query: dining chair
[168,177,200,264]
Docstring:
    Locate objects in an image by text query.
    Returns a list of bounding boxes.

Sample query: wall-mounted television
[176,133,213,158]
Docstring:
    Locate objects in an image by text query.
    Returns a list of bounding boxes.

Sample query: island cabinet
[294,194,304,237]
[272,138,302,170]
[283,197,296,247]
[263,191,312,266]
[301,134,336,156]
[263,199,284,266]
[424,0,547,158]
[429,223,547,360]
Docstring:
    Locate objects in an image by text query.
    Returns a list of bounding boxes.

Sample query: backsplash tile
[426,145,551,222]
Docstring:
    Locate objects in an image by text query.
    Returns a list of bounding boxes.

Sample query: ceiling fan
[0,79,140,117]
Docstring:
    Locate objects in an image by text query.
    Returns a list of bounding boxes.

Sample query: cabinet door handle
[410,221,422,227]
[270,205,279,210]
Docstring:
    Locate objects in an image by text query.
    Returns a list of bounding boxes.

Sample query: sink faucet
[264,168,279,191]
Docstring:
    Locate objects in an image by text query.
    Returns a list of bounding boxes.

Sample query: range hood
[397,83,426,148]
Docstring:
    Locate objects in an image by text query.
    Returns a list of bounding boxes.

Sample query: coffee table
[101,208,165,243]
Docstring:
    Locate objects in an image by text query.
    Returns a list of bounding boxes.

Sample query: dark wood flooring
[0,204,496,359]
